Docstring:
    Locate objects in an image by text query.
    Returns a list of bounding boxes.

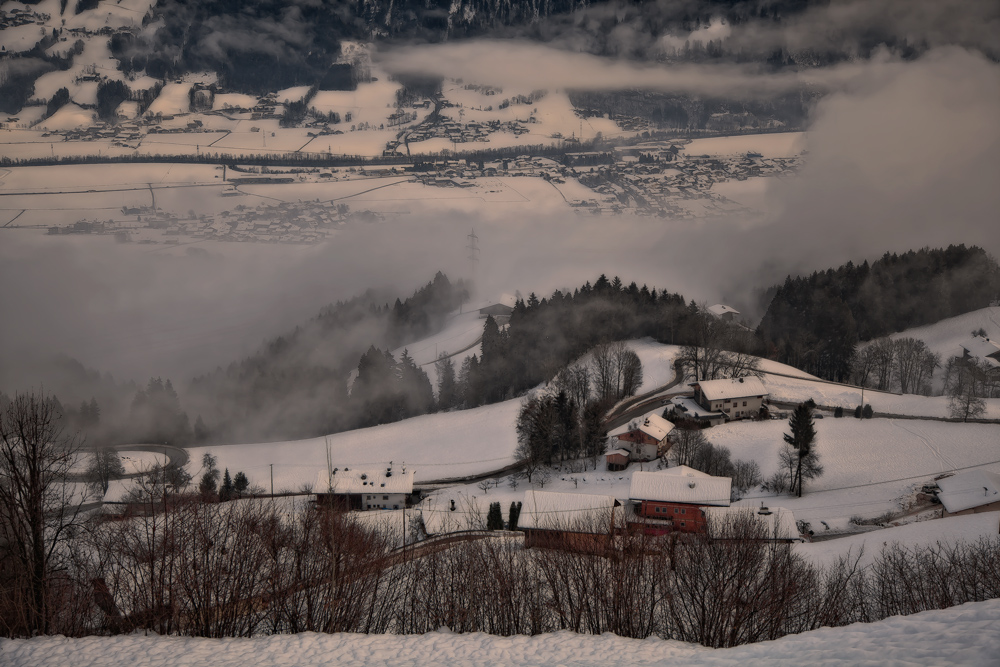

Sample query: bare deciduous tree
[0,391,86,636]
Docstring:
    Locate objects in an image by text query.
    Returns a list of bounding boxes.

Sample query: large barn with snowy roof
[628,466,732,535]
[692,376,768,421]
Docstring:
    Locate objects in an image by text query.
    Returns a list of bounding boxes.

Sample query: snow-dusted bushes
[10,500,1000,647]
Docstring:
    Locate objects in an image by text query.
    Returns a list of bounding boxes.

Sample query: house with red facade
[627,466,731,535]
[614,414,675,462]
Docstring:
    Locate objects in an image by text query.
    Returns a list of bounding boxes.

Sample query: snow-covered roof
[626,413,674,441]
[937,469,1000,513]
[703,506,801,541]
[521,490,619,532]
[707,304,740,317]
[606,448,631,458]
[960,336,1000,369]
[695,376,768,401]
[629,467,731,507]
[316,467,414,495]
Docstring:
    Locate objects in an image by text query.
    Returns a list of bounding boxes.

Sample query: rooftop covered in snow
[937,469,1000,513]
[703,506,801,541]
[316,466,415,495]
[629,466,731,507]
[694,376,767,401]
[960,335,1000,369]
[521,490,620,532]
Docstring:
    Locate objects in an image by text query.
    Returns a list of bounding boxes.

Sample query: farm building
[692,376,768,421]
[703,506,802,542]
[937,470,1000,516]
[315,465,415,511]
[605,448,631,471]
[614,414,675,462]
[958,335,1000,384]
[628,466,731,535]
[520,490,621,552]
[707,304,740,321]
[478,294,517,322]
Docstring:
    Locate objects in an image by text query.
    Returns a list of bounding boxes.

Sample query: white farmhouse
[692,376,768,420]
[315,465,415,511]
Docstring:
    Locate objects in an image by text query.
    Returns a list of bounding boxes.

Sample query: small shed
[605,449,631,472]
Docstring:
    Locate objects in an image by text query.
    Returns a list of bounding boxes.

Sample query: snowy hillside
[185,398,523,493]
[4,598,999,666]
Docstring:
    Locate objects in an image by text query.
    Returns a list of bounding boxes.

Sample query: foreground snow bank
[3,599,998,666]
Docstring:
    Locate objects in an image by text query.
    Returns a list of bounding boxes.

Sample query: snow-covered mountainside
[4,598,999,666]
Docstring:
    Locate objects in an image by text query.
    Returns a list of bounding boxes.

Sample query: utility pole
[270,463,274,498]
[466,228,479,285]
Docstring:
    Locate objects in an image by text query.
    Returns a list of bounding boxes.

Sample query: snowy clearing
[682,132,806,158]
[794,512,1000,568]
[3,598,998,666]
[185,398,523,493]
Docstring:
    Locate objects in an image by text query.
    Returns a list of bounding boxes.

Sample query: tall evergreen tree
[782,400,822,497]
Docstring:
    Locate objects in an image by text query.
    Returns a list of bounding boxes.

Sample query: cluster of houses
[518,466,800,553]
[608,375,770,472]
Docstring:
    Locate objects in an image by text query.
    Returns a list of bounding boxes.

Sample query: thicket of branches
[3,495,997,646]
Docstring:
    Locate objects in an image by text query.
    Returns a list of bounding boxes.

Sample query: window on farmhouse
[743,401,747,406]
[383,495,388,500]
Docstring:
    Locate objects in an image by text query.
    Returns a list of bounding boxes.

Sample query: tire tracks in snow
[889,419,957,473]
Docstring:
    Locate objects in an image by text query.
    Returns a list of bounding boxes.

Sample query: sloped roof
[707,304,740,317]
[960,336,1000,369]
[629,413,675,441]
[937,469,1000,513]
[521,490,619,532]
[629,467,731,507]
[703,506,801,541]
[316,467,414,495]
[695,376,767,401]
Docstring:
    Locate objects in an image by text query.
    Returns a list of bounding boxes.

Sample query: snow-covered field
[713,418,1000,522]
[4,598,998,666]
[185,398,523,493]
[759,371,1000,419]
[682,132,806,158]
[794,512,1000,568]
